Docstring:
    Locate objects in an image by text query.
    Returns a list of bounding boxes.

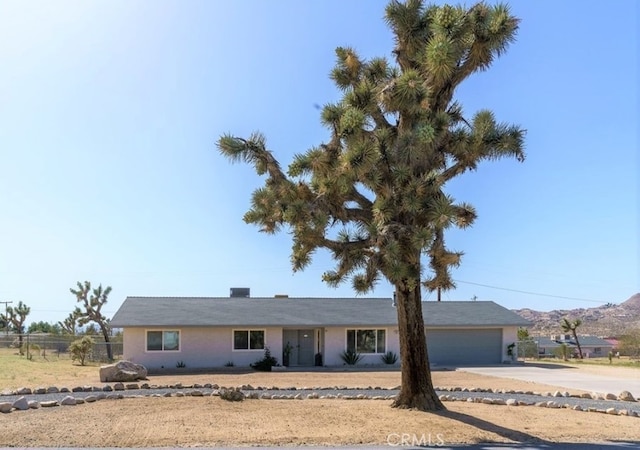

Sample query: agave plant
[340,349,363,365]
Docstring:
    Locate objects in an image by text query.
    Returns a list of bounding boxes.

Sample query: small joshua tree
[69,336,94,366]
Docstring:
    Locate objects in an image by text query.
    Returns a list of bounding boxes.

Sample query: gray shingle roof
[535,335,614,348]
[110,297,531,328]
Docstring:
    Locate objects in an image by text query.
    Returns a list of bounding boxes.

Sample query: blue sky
[0,1,638,326]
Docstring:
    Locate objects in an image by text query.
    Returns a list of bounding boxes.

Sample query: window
[593,347,601,354]
[146,330,180,351]
[233,330,265,350]
[346,329,386,354]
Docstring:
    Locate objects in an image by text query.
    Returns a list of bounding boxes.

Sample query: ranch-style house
[110,294,530,369]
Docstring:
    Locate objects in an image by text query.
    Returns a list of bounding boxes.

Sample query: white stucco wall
[502,326,518,362]
[122,326,283,369]
[323,326,401,366]
[122,324,514,368]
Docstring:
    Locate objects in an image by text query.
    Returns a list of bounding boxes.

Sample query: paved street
[460,363,640,398]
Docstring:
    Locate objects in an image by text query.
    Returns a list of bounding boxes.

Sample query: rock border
[0,383,637,417]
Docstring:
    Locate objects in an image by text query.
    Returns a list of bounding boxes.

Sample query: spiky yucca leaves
[218,0,525,411]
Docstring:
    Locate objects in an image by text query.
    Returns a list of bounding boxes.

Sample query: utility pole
[0,301,13,335]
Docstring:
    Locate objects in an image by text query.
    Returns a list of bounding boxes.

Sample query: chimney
[274,294,289,298]
[230,287,250,298]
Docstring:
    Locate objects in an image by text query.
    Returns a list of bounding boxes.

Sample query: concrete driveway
[459,363,640,398]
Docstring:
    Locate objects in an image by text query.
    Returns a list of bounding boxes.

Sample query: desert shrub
[69,336,94,366]
[340,349,363,365]
[380,351,398,365]
[553,343,571,361]
[251,347,278,371]
[219,387,245,402]
[176,360,186,368]
[224,360,234,367]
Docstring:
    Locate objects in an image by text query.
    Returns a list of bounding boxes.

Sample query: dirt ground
[1,367,639,447]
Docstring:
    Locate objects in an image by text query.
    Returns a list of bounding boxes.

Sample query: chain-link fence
[0,333,123,362]
[517,339,540,360]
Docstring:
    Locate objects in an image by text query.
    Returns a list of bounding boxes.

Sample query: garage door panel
[426,329,502,366]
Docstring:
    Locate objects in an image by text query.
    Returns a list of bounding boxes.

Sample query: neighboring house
[110,297,531,370]
[534,334,614,358]
[576,335,615,358]
[533,336,562,357]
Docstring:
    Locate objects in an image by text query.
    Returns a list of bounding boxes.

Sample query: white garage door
[426,328,503,366]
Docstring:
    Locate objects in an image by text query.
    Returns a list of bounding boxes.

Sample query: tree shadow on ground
[437,409,549,444]
[522,362,578,370]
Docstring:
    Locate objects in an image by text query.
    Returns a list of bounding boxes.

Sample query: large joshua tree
[1,301,31,351]
[561,318,583,359]
[218,0,525,411]
[70,281,114,360]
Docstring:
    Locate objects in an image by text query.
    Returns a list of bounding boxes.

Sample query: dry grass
[1,348,640,446]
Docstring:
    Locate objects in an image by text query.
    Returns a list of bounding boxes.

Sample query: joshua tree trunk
[392,282,444,411]
[572,330,583,359]
[100,325,113,361]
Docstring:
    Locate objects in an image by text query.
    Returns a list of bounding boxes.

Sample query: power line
[453,279,609,304]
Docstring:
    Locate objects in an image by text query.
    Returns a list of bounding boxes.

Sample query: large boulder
[99,361,148,383]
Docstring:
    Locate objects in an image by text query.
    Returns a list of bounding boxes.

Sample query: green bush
[251,347,278,371]
[69,336,94,366]
[340,349,363,365]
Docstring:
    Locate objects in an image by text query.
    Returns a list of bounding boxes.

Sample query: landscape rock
[605,393,617,400]
[506,399,517,406]
[46,386,59,394]
[12,396,29,411]
[60,396,76,406]
[0,402,13,413]
[618,391,636,402]
[34,387,47,394]
[40,401,59,408]
[113,383,125,391]
[100,361,148,382]
[606,407,618,415]
[28,401,40,409]
[16,387,32,395]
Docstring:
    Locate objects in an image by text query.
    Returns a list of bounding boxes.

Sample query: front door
[297,329,315,366]
[283,329,315,366]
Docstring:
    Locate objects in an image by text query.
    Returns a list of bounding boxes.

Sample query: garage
[426,328,503,366]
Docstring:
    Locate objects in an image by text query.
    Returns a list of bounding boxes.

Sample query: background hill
[513,293,640,337]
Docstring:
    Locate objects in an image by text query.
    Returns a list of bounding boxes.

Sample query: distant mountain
[513,293,640,337]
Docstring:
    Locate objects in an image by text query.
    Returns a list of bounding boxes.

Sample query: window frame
[232,329,266,351]
[345,328,387,354]
[145,329,181,352]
